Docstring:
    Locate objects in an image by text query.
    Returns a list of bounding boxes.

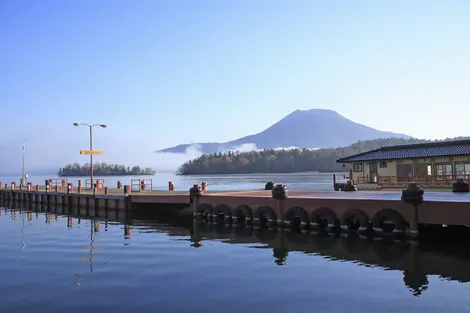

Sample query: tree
[58,162,156,176]
[176,137,469,175]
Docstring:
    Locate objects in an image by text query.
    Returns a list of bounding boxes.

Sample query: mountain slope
[157,109,411,154]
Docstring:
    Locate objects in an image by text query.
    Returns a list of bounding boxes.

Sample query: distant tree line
[177,137,470,175]
[58,162,156,176]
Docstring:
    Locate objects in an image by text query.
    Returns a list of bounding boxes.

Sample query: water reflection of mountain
[4,205,470,296]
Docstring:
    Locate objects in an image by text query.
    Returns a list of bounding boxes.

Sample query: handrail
[47,179,68,191]
[356,174,470,185]
[85,178,105,191]
[131,179,153,192]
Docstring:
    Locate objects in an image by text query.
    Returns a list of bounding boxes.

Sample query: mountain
[157,109,412,154]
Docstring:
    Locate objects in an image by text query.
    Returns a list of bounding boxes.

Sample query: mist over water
[0,137,308,176]
[153,142,307,172]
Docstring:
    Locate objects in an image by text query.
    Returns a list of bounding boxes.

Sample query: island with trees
[58,162,156,176]
[177,137,469,175]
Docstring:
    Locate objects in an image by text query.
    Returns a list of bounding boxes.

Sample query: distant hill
[157,109,411,154]
[177,137,470,175]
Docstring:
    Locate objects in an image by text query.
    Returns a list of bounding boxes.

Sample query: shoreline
[58,174,156,177]
[175,170,346,176]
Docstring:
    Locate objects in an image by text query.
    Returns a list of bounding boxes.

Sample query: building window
[353,163,362,172]
[414,163,432,181]
[379,161,387,168]
[396,164,413,182]
[455,162,470,179]
[435,164,453,180]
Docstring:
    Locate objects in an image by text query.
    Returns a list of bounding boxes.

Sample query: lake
[1,174,470,312]
[0,172,345,191]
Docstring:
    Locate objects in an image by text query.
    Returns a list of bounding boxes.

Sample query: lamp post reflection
[124,225,131,239]
[191,221,203,248]
[21,209,26,252]
[80,219,103,272]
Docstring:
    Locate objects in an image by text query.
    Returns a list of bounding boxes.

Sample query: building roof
[337,139,470,163]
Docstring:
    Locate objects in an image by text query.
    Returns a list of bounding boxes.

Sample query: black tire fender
[371,209,405,234]
[310,207,338,230]
[340,208,370,233]
[196,204,213,219]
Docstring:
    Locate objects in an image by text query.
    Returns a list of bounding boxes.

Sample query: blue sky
[1,0,469,172]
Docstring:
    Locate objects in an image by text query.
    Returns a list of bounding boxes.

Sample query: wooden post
[124,185,131,196]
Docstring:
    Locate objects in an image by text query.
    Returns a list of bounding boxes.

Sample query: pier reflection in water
[1,205,470,313]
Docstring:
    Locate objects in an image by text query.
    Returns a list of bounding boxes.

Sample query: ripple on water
[2,211,470,313]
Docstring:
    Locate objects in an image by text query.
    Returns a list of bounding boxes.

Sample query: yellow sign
[80,150,103,155]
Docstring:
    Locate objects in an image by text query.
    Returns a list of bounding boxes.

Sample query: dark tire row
[195,204,407,235]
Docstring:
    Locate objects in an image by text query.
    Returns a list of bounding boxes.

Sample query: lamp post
[73,122,107,188]
[21,140,25,186]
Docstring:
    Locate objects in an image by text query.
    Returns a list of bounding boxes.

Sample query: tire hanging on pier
[371,209,405,234]
[310,207,338,231]
[213,204,232,223]
[284,207,309,227]
[197,203,213,221]
[255,206,278,226]
[232,205,253,223]
[340,208,370,233]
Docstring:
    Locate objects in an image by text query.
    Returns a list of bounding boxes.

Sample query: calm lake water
[1,174,470,312]
[0,172,345,191]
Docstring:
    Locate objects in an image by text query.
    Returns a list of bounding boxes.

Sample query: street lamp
[73,122,107,188]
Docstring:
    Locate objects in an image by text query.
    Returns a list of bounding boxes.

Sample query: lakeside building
[336,139,470,189]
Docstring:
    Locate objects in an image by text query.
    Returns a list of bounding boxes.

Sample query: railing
[356,175,470,186]
[131,179,153,192]
[85,178,105,191]
[47,179,68,191]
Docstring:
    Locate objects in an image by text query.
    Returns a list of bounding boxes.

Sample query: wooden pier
[1,179,470,238]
